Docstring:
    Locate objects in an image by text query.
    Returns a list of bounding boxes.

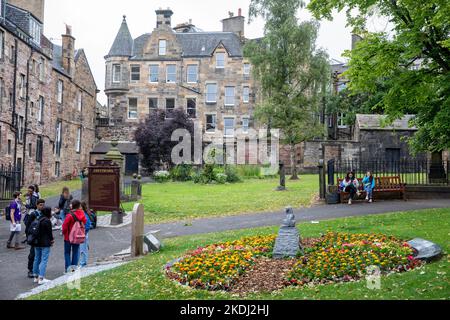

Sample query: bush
[153,171,171,183]
[170,164,193,182]
[215,173,228,184]
[224,166,242,183]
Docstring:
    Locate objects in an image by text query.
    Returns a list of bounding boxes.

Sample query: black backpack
[87,210,97,229]
[27,217,43,246]
[4,206,11,221]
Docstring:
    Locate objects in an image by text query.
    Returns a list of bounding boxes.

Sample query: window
[57,80,63,104]
[148,98,158,111]
[130,65,140,82]
[38,96,44,122]
[149,65,159,83]
[0,31,4,60]
[76,127,82,153]
[216,52,225,68]
[7,140,11,155]
[55,162,61,177]
[36,136,43,163]
[165,98,175,117]
[159,40,167,56]
[225,86,235,106]
[224,118,235,137]
[243,63,251,75]
[55,121,62,157]
[243,86,250,103]
[337,113,347,128]
[18,116,24,143]
[242,117,250,133]
[128,98,138,119]
[0,78,3,110]
[77,91,82,112]
[187,98,196,118]
[187,65,198,83]
[19,74,25,99]
[28,143,32,158]
[166,65,176,83]
[206,115,217,133]
[29,18,42,45]
[39,58,45,81]
[10,45,15,63]
[206,84,217,103]
[112,64,121,83]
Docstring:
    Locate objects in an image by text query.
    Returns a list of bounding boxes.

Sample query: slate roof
[91,142,139,154]
[356,114,417,131]
[106,16,134,58]
[5,4,30,36]
[176,32,243,57]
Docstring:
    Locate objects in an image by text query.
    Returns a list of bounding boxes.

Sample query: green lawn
[30,208,449,300]
[123,175,318,224]
[23,179,81,199]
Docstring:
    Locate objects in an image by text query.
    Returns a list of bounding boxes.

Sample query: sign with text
[88,160,121,212]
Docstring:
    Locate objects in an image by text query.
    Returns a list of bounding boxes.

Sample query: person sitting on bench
[362,171,376,203]
[342,172,360,205]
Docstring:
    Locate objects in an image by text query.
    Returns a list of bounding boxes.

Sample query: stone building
[96,9,257,171]
[0,0,98,186]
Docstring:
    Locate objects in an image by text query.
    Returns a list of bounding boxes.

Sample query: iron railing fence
[0,164,22,200]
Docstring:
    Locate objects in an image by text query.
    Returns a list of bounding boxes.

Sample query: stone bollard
[131,203,145,257]
[110,211,124,226]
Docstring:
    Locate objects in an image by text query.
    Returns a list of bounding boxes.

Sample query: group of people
[340,171,376,205]
[5,185,96,285]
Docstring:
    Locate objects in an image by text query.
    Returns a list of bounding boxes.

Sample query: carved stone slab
[408,238,442,260]
[273,226,300,259]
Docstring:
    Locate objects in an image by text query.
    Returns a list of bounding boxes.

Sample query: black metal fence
[328,159,449,186]
[0,165,22,201]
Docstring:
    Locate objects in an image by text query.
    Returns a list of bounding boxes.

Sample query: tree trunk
[290,143,299,180]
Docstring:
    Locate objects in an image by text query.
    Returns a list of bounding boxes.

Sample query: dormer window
[159,40,167,56]
[216,52,225,69]
[29,18,42,45]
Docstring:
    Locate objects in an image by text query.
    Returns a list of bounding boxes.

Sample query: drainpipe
[12,39,18,170]
[22,48,35,186]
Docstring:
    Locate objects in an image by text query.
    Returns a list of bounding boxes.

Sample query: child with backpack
[6,192,26,250]
[61,200,86,273]
[79,202,92,268]
[31,207,54,285]
[25,199,46,278]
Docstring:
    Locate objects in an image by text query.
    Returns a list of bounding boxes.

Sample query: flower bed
[166,235,276,290]
[287,232,422,286]
[166,232,422,292]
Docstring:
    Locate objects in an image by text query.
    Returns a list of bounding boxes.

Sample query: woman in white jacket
[342,172,360,205]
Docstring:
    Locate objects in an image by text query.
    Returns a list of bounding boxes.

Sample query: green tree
[309,0,450,153]
[245,0,330,180]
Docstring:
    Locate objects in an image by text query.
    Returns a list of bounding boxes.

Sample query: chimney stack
[156,8,174,29]
[61,25,75,77]
[222,8,245,40]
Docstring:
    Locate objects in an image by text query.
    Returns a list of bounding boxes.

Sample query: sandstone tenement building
[0,0,98,186]
[97,8,258,171]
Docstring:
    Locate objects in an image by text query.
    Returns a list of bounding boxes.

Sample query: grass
[22,179,81,199]
[30,208,450,300]
[122,175,318,224]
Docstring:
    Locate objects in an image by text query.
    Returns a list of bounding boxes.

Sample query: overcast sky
[44,0,354,105]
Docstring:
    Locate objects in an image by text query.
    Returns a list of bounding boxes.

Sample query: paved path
[1,199,449,300]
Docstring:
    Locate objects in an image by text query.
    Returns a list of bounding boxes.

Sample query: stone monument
[408,238,442,261]
[273,207,302,259]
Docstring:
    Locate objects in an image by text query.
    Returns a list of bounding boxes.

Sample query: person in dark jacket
[33,207,54,285]
[62,200,86,272]
[25,185,38,212]
[55,187,73,226]
[79,202,92,267]
[26,199,46,278]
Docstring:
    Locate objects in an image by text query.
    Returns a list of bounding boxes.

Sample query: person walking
[79,202,92,268]
[363,171,376,203]
[25,199,46,278]
[342,172,360,205]
[62,200,86,273]
[32,207,54,285]
[25,185,38,213]
[7,192,25,250]
[33,184,41,199]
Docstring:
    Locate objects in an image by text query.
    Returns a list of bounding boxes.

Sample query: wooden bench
[337,176,406,202]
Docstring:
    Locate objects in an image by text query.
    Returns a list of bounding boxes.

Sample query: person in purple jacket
[7,192,26,250]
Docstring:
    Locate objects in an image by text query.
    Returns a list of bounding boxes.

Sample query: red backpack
[68,212,86,244]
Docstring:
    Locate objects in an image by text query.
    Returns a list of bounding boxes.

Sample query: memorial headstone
[144,233,161,253]
[273,207,302,259]
[276,163,286,191]
[131,203,145,257]
[408,238,442,261]
[88,160,121,213]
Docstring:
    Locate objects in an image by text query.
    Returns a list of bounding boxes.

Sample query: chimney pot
[238,8,242,16]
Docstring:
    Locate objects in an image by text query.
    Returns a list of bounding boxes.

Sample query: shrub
[224,166,242,183]
[170,164,193,182]
[153,171,171,183]
[215,173,228,184]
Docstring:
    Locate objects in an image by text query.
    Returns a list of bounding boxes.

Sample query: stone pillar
[131,203,145,257]
[318,159,326,200]
[276,162,286,191]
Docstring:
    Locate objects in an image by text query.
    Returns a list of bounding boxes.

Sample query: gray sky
[44,0,354,105]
